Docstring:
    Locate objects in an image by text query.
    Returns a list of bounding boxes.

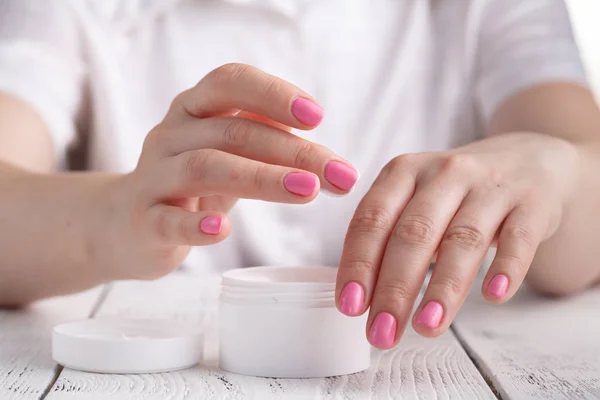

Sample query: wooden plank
[0,287,104,400]
[47,273,494,399]
[454,280,600,400]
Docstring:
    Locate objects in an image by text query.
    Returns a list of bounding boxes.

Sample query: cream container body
[219,266,371,378]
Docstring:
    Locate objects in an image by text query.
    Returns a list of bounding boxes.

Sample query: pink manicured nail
[487,274,509,298]
[284,172,318,196]
[369,312,397,348]
[324,161,359,191]
[291,98,324,126]
[339,282,365,316]
[200,216,223,235]
[415,301,444,329]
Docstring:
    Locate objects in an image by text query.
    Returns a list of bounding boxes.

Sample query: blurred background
[567,0,600,100]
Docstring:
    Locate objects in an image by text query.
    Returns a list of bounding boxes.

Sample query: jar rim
[221,266,337,288]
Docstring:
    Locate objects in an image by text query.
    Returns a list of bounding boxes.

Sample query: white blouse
[0,0,588,272]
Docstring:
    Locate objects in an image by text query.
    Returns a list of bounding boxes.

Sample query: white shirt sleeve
[0,1,86,166]
[475,0,589,124]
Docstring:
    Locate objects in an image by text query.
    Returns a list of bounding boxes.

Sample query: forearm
[0,162,121,306]
[527,142,600,295]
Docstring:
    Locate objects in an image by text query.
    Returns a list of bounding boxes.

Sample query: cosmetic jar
[219,266,371,378]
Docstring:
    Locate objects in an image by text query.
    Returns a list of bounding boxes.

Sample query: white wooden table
[1,272,599,399]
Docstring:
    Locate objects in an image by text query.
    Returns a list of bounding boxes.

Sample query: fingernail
[324,161,359,191]
[487,274,509,298]
[339,282,365,316]
[200,216,223,235]
[415,301,444,329]
[291,97,324,126]
[284,172,318,197]
[369,312,397,348]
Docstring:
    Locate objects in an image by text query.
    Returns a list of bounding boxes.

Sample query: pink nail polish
[200,216,223,235]
[369,312,397,348]
[339,282,365,316]
[487,274,509,298]
[291,98,324,126]
[284,172,318,197]
[415,301,443,329]
[324,161,359,191]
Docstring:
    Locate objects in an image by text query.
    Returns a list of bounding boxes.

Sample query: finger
[336,157,419,318]
[367,176,468,349]
[146,205,231,246]
[207,109,293,133]
[172,63,323,129]
[482,203,546,303]
[198,196,238,213]
[237,110,293,133]
[152,149,321,202]
[154,117,359,194]
[413,189,511,337]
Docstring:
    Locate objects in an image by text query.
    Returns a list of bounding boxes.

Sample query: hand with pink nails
[336,132,579,349]
[94,63,359,282]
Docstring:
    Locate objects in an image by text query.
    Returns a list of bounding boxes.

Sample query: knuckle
[440,154,476,174]
[225,163,244,184]
[377,154,419,185]
[250,164,266,192]
[261,77,284,100]
[393,215,436,245]
[293,141,319,170]
[376,280,416,302]
[343,259,379,277]
[349,205,394,235]
[382,154,414,176]
[170,88,202,117]
[444,224,486,251]
[221,118,256,150]
[210,63,250,85]
[504,225,535,248]
[168,91,188,112]
[224,162,265,192]
[495,253,528,274]
[184,150,211,181]
[428,275,464,296]
[143,125,168,152]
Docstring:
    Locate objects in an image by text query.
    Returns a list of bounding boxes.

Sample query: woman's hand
[105,63,358,280]
[335,132,580,348]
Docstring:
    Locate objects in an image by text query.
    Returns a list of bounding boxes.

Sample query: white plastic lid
[221,266,337,289]
[220,266,338,306]
[52,318,204,374]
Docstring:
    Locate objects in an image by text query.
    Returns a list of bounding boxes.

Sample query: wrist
[81,172,133,282]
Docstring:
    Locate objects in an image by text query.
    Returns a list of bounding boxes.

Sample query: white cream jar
[219,266,371,378]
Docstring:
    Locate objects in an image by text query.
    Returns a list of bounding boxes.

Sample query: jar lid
[52,317,204,374]
[221,266,337,289]
[220,266,339,305]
